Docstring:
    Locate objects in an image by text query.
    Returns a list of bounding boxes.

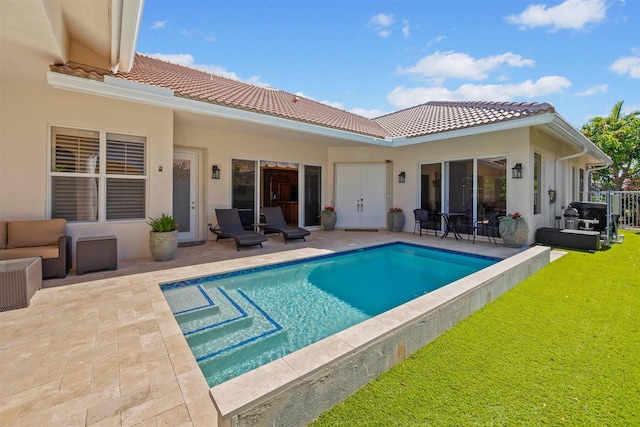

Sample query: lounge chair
[262,207,310,243]
[212,208,267,251]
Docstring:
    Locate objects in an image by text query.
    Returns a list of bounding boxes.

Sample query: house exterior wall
[173,122,330,233]
[329,128,535,240]
[0,79,174,261]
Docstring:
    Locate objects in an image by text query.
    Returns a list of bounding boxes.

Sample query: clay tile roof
[50,57,556,141]
[51,54,391,139]
[373,101,555,138]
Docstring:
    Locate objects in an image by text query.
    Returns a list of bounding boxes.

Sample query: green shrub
[147,214,178,232]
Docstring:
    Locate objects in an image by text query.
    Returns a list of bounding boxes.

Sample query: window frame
[533,152,542,215]
[48,125,148,223]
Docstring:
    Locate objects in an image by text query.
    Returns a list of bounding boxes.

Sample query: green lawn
[312,232,640,426]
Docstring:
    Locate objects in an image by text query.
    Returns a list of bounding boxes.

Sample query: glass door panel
[304,165,321,226]
[477,157,506,218]
[231,159,256,230]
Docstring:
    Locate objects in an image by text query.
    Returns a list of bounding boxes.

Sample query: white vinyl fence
[588,191,640,230]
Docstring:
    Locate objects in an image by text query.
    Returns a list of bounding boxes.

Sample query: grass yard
[312,232,640,426]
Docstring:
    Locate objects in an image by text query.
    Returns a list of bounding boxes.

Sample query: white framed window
[50,126,147,222]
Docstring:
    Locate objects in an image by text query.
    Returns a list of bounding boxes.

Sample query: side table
[76,235,117,275]
[0,257,42,311]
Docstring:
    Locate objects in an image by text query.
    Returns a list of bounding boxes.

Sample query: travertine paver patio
[0,230,524,426]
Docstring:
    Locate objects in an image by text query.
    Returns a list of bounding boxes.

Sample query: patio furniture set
[0,218,117,311]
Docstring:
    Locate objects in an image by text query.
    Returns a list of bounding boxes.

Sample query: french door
[173,150,198,240]
[335,163,387,229]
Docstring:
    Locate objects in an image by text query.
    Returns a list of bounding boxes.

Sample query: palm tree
[581,100,640,190]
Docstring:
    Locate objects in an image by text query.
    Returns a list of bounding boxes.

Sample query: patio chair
[470,212,500,244]
[413,209,439,236]
[262,207,310,243]
[213,208,267,251]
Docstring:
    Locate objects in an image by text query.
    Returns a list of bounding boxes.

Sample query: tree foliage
[581,100,640,190]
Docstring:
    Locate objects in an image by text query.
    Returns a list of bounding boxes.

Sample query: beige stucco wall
[0,75,174,261]
[174,122,330,235]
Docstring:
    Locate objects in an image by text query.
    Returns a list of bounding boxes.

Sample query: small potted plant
[387,207,404,232]
[498,212,529,248]
[147,214,179,261]
[320,206,337,231]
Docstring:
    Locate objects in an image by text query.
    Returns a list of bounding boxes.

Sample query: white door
[335,163,386,228]
[173,150,198,240]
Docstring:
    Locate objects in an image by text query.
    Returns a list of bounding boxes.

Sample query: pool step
[186,316,254,347]
[198,329,289,384]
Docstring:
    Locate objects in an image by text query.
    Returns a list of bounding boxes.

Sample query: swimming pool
[161,242,498,387]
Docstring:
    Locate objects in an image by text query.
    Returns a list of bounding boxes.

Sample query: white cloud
[402,20,410,37]
[387,76,572,109]
[150,20,166,30]
[610,55,640,78]
[505,0,606,31]
[295,92,389,118]
[427,35,446,47]
[350,107,390,119]
[576,84,608,96]
[145,53,268,85]
[320,100,346,110]
[370,13,394,37]
[400,51,535,81]
[371,13,394,27]
[180,28,216,42]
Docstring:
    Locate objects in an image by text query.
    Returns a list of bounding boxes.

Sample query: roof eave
[47,72,393,146]
[545,115,612,166]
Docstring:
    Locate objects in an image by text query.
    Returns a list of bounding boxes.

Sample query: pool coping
[207,245,551,427]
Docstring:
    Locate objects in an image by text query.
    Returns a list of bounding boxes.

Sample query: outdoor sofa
[0,219,72,278]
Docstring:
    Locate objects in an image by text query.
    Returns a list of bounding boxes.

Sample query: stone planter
[498,217,529,248]
[149,230,178,261]
[320,211,337,231]
[387,211,405,232]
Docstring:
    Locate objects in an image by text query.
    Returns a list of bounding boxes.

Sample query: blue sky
[136,0,639,128]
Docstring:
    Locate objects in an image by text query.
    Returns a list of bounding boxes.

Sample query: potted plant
[498,212,529,248]
[320,206,337,231]
[387,207,404,232]
[147,214,179,261]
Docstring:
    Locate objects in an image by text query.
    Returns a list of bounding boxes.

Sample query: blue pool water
[161,242,498,387]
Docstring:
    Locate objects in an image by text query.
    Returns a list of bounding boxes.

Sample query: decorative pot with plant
[387,207,404,232]
[319,206,337,231]
[498,212,529,248]
[147,214,179,261]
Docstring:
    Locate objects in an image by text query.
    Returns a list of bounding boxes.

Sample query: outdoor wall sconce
[398,171,406,183]
[211,165,221,179]
[512,163,523,179]
[548,189,557,203]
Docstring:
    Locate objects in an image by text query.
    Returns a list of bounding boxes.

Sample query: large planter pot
[387,211,405,232]
[320,211,337,231]
[149,230,178,261]
[499,217,529,248]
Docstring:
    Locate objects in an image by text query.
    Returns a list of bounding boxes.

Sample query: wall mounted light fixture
[512,163,523,179]
[211,165,221,179]
[398,171,406,183]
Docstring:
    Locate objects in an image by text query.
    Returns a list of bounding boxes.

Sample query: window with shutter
[50,127,147,222]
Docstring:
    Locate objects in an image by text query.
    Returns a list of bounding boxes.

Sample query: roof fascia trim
[546,115,612,165]
[390,114,555,146]
[47,72,392,146]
